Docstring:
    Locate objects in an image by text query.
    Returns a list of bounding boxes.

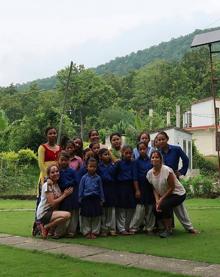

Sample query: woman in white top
[36,164,73,239]
[147,150,187,238]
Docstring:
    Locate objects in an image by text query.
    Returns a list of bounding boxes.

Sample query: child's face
[66,144,75,155]
[111,135,121,149]
[48,166,60,182]
[84,150,94,161]
[74,138,82,150]
[89,131,99,143]
[122,149,132,161]
[140,133,150,145]
[59,157,69,169]
[91,143,100,155]
[138,144,147,158]
[101,151,111,163]
[87,161,97,175]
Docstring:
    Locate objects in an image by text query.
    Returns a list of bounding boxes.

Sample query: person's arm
[178,147,189,176]
[78,176,85,203]
[99,177,105,203]
[46,186,73,208]
[157,172,175,209]
[38,145,46,177]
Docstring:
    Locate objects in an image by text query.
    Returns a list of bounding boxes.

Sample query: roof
[192,97,220,105]
[150,126,192,135]
[191,29,220,48]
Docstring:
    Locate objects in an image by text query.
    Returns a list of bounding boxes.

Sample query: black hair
[98,148,109,157]
[89,142,100,149]
[156,131,169,140]
[137,141,148,150]
[86,157,97,166]
[66,140,75,147]
[137,131,150,142]
[121,145,132,153]
[88,129,99,138]
[59,150,70,160]
[110,132,121,142]
[45,126,57,136]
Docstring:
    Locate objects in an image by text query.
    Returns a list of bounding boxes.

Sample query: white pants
[130,204,155,232]
[81,216,101,236]
[116,208,135,233]
[174,203,194,231]
[101,207,116,233]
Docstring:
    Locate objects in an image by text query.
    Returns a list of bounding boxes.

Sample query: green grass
[0,199,220,264]
[0,245,189,277]
[0,200,35,210]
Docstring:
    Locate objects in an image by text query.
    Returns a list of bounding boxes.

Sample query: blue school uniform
[133,156,154,205]
[160,144,189,176]
[97,162,117,207]
[79,173,104,217]
[58,167,78,211]
[115,160,136,209]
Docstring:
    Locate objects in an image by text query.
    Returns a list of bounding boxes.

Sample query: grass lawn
[0,199,35,210]
[0,199,220,264]
[0,245,189,277]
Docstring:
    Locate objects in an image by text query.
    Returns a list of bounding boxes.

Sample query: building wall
[191,99,220,127]
[192,129,216,156]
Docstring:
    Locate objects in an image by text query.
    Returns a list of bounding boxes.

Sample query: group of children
[36,128,196,239]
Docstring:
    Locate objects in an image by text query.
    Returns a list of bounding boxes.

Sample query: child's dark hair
[99,148,109,157]
[137,141,148,150]
[86,157,97,166]
[66,139,75,147]
[89,142,100,149]
[45,126,57,136]
[110,132,121,142]
[121,145,132,153]
[59,150,70,160]
[137,131,150,142]
[156,131,169,140]
[88,129,99,138]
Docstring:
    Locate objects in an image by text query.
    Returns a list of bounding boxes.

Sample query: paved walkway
[0,233,220,277]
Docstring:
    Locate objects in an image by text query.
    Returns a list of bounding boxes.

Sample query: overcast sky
[1,0,220,86]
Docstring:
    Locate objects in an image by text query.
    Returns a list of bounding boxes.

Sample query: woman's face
[156,134,168,149]
[47,128,57,144]
[140,133,150,145]
[91,143,100,155]
[122,148,132,161]
[66,143,75,155]
[89,131,99,143]
[48,165,60,182]
[111,135,121,149]
[151,152,162,167]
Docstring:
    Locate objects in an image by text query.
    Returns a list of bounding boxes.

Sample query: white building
[150,127,192,170]
[184,97,220,156]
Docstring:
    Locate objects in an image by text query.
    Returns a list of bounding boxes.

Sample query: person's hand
[135,189,141,199]
[175,171,181,178]
[63,187,73,197]
[156,199,162,212]
[47,178,53,186]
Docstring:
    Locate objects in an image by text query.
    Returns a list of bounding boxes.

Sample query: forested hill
[95,27,220,75]
[15,26,219,92]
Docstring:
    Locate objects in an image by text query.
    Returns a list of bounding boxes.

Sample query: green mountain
[95,27,220,75]
[15,26,220,91]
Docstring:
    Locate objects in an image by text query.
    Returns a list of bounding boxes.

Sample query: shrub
[17,149,37,165]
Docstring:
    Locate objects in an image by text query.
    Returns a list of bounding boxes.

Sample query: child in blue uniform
[79,157,105,239]
[98,148,117,236]
[115,145,137,235]
[130,142,155,233]
[56,151,78,238]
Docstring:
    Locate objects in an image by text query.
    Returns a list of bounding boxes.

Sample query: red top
[42,144,61,162]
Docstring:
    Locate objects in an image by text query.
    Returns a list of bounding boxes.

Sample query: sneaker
[159,230,172,238]
[39,224,48,239]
